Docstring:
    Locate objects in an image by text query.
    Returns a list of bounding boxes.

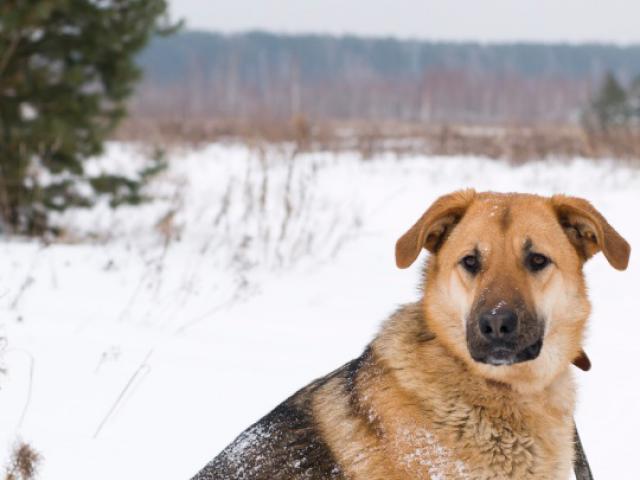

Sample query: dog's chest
[378,394,574,480]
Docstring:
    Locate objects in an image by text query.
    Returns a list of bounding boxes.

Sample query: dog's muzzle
[466,307,544,366]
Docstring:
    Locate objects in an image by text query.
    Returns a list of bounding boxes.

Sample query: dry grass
[112,115,312,150]
[3,442,40,480]
[113,115,640,163]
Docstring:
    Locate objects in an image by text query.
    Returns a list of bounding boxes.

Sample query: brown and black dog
[192,190,630,480]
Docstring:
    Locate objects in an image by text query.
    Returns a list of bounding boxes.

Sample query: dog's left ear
[396,189,476,269]
[552,195,630,270]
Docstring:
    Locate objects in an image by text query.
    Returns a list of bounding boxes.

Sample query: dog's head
[396,190,630,392]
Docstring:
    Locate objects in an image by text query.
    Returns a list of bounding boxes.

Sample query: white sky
[169,0,640,44]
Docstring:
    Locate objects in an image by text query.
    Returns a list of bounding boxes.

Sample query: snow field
[0,143,638,479]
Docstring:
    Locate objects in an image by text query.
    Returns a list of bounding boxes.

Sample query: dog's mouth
[473,338,543,366]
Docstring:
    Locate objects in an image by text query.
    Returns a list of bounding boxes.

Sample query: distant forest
[133,31,640,124]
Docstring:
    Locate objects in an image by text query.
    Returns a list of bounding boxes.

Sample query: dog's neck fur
[367,302,576,479]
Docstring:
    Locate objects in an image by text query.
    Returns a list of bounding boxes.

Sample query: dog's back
[192,368,350,480]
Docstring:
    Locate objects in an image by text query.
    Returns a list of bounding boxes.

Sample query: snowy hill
[0,143,638,479]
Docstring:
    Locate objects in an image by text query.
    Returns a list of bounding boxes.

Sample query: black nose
[479,310,518,342]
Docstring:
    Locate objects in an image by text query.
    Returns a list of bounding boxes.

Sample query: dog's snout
[468,302,544,366]
[478,309,518,342]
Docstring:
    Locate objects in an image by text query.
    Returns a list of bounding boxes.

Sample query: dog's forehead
[467,193,552,223]
[473,192,546,210]
[456,193,560,246]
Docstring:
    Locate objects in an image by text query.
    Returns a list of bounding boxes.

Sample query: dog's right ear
[395,189,475,269]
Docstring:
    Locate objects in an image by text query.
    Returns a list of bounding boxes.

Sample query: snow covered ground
[0,143,638,479]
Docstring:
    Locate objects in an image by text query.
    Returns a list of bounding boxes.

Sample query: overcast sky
[169,0,640,44]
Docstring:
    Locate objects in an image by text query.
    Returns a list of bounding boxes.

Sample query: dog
[192,190,630,480]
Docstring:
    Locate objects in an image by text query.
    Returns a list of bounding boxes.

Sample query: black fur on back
[190,358,364,480]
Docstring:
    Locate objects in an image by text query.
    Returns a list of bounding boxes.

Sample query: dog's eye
[526,253,550,272]
[461,254,481,274]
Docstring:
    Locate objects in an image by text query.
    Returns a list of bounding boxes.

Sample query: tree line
[134,31,640,123]
[2,17,640,238]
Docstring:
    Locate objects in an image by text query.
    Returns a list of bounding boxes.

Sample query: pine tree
[628,75,640,125]
[590,72,629,131]
[0,0,176,234]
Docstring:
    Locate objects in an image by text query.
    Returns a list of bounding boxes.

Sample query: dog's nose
[479,310,518,342]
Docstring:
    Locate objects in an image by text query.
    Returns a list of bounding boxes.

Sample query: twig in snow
[10,246,45,311]
[278,149,297,246]
[13,351,35,433]
[116,272,147,323]
[173,298,237,335]
[93,349,153,439]
[9,277,34,311]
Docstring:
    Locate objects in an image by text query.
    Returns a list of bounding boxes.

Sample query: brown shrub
[4,442,41,480]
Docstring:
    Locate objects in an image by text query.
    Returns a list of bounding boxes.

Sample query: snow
[398,427,469,479]
[0,143,638,479]
[19,103,38,122]
[490,300,507,315]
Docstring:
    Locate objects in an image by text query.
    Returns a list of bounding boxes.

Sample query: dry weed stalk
[3,442,40,480]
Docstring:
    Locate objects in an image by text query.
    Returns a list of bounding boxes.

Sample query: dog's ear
[396,189,475,269]
[551,195,630,270]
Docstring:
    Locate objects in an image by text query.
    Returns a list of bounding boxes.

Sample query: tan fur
[193,190,630,480]
[311,191,629,479]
